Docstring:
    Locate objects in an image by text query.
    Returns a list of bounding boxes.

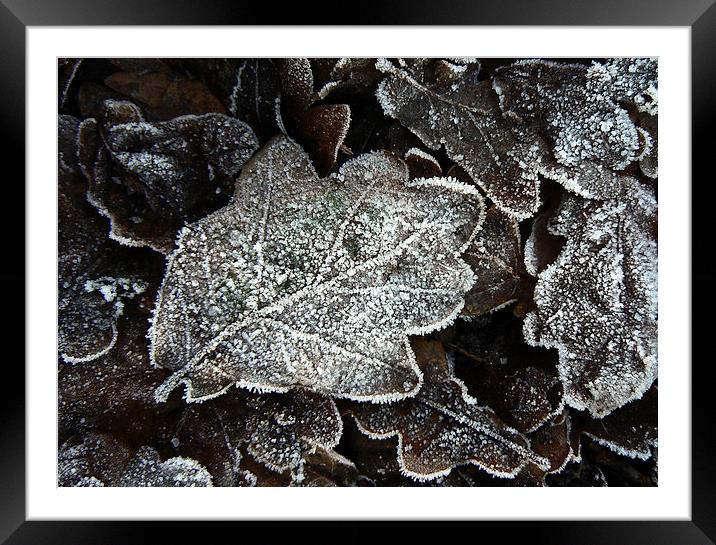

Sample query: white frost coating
[583,433,654,461]
[523,179,657,418]
[405,147,441,169]
[150,136,484,403]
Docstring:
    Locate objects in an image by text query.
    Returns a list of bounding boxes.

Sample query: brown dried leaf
[347,339,549,481]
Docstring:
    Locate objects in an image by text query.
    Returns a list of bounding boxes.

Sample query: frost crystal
[79,102,259,253]
[151,136,484,403]
[523,179,658,417]
[348,339,549,481]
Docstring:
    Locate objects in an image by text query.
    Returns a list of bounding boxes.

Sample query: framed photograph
[4,0,713,542]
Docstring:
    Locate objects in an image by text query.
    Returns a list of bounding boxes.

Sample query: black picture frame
[3,0,713,542]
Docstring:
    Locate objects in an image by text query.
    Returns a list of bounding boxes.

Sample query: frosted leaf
[229,59,283,140]
[174,389,341,483]
[151,136,484,403]
[462,206,524,317]
[104,61,225,120]
[347,339,549,481]
[181,58,283,142]
[523,179,658,417]
[58,433,132,486]
[60,433,213,487]
[117,447,213,487]
[376,58,543,219]
[59,305,169,443]
[242,390,342,472]
[277,58,352,175]
[79,103,259,253]
[577,384,657,460]
[315,58,382,100]
[493,60,655,199]
[587,58,658,116]
[58,167,149,363]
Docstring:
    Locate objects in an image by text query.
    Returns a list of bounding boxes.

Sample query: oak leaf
[151,136,484,403]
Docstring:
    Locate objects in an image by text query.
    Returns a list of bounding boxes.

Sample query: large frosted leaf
[347,339,549,481]
[523,179,657,417]
[151,136,484,403]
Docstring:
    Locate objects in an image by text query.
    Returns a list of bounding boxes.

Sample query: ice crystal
[347,339,549,481]
[79,101,259,253]
[151,136,483,403]
[523,179,658,417]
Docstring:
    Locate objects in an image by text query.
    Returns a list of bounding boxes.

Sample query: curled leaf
[277,58,352,174]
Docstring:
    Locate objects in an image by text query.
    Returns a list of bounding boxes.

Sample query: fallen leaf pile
[57,57,657,487]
